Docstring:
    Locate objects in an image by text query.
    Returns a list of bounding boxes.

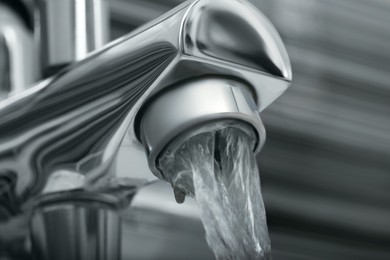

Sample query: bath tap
[0,0,291,254]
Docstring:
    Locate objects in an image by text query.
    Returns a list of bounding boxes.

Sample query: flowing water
[159,124,271,259]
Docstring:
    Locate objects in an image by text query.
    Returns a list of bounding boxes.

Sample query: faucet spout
[0,0,291,215]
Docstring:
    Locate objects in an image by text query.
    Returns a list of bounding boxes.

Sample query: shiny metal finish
[181,0,291,110]
[0,0,291,216]
[35,0,110,77]
[182,0,291,80]
[30,191,121,260]
[0,2,37,100]
[139,77,265,181]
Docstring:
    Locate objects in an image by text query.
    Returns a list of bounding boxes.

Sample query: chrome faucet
[0,0,291,257]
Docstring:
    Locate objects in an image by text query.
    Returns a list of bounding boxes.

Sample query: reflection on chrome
[0,0,290,208]
[0,0,291,258]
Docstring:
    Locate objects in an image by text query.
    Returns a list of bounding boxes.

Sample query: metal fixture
[139,77,265,185]
[30,190,121,260]
[0,0,291,202]
[0,0,291,256]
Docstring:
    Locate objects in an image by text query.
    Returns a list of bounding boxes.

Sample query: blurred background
[1,0,390,259]
[110,0,390,259]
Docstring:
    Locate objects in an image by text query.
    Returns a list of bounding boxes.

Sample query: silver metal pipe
[35,0,109,77]
[0,0,291,214]
[30,191,121,260]
[0,1,37,100]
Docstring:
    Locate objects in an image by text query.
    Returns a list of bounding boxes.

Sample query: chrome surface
[94,0,390,259]
[139,77,265,182]
[0,1,37,100]
[182,0,291,81]
[30,191,121,260]
[0,0,291,215]
[35,0,110,77]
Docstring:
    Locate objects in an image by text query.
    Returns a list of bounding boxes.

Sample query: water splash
[159,124,271,259]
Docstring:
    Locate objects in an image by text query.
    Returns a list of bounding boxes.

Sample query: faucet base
[30,191,123,260]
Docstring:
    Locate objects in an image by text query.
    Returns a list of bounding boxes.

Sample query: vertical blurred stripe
[0,35,10,100]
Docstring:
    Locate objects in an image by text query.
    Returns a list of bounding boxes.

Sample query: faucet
[0,0,291,257]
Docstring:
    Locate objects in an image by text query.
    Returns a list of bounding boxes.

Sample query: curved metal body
[30,191,121,260]
[139,78,266,183]
[0,0,291,215]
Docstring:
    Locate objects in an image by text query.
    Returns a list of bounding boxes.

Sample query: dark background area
[109,0,390,259]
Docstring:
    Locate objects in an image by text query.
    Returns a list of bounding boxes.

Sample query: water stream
[159,124,271,259]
